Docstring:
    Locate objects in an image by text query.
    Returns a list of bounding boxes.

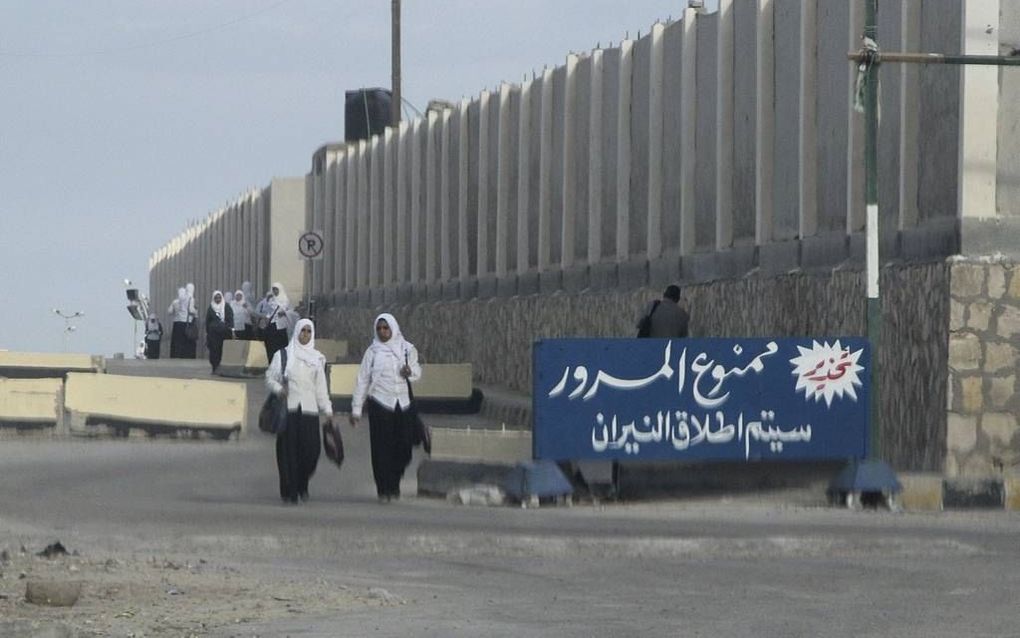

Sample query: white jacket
[168,297,196,323]
[265,349,331,416]
[351,343,422,418]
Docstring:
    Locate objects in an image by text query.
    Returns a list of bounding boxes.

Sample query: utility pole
[391,0,401,126]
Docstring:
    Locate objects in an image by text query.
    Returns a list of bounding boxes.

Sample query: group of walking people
[264,312,422,505]
[154,281,297,373]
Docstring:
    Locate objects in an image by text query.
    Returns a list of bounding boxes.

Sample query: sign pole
[298,230,325,322]
[863,0,880,460]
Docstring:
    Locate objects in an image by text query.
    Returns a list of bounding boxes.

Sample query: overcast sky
[1,0,704,355]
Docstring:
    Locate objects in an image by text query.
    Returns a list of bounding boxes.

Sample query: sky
[0,0,706,356]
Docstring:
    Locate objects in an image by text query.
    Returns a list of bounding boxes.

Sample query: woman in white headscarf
[144,312,164,360]
[262,282,292,363]
[204,290,235,373]
[229,290,253,340]
[265,318,333,504]
[241,281,256,307]
[167,286,192,358]
[350,313,422,503]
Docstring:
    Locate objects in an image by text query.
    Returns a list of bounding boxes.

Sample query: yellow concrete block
[328,364,359,397]
[414,364,473,399]
[430,427,532,463]
[897,473,944,512]
[218,340,269,376]
[1005,475,1020,511]
[0,351,102,376]
[0,378,62,425]
[328,363,473,399]
[316,339,349,362]
[64,373,246,433]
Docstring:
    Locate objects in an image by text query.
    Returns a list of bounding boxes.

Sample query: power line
[0,0,292,58]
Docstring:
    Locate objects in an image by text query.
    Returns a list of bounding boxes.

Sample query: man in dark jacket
[636,284,689,338]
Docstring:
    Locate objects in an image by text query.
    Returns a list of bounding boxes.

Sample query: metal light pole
[53,309,84,352]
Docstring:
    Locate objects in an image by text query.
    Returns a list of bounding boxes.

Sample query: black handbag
[322,419,344,466]
[404,375,431,455]
[258,349,289,434]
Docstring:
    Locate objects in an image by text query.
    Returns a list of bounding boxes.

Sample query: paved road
[2,360,1019,636]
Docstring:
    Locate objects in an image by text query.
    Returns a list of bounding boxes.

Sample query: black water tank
[345,88,392,142]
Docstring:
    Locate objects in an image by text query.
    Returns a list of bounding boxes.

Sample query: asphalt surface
[1,360,1019,636]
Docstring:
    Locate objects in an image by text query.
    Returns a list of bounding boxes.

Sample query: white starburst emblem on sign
[789,340,865,407]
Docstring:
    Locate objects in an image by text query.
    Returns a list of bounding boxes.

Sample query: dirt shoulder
[0,526,392,638]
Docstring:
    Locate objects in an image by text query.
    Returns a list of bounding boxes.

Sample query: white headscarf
[210,290,226,320]
[370,312,410,362]
[241,281,255,306]
[285,318,325,370]
[271,282,290,309]
[185,282,195,297]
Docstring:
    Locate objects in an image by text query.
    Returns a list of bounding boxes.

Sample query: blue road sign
[533,338,869,462]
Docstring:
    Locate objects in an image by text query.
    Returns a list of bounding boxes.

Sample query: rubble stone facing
[318,263,950,472]
[947,258,1020,477]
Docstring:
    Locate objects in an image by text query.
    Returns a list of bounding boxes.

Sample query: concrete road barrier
[64,373,247,439]
[329,363,482,413]
[429,427,532,463]
[0,352,103,378]
[216,340,269,377]
[0,378,63,430]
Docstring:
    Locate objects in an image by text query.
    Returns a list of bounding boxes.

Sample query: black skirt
[275,407,321,502]
[367,398,414,498]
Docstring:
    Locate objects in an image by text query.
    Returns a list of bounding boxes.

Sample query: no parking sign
[299,231,324,260]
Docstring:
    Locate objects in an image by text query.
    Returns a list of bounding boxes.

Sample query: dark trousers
[263,326,288,363]
[367,399,413,498]
[275,407,321,502]
[170,322,186,358]
[144,339,160,360]
[236,326,255,340]
[171,322,197,359]
[207,334,227,371]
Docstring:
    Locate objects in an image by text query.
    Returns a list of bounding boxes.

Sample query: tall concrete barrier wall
[152,4,1013,316]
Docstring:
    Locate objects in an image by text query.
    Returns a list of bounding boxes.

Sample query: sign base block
[828,458,902,510]
[503,461,573,504]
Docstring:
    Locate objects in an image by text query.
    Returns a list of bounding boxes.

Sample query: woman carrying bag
[265,318,334,505]
[349,313,422,503]
[205,290,235,373]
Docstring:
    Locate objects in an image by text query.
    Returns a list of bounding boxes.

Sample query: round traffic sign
[298,231,324,259]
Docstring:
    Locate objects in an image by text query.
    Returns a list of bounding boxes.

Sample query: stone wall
[316,261,950,472]
[946,258,1020,477]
